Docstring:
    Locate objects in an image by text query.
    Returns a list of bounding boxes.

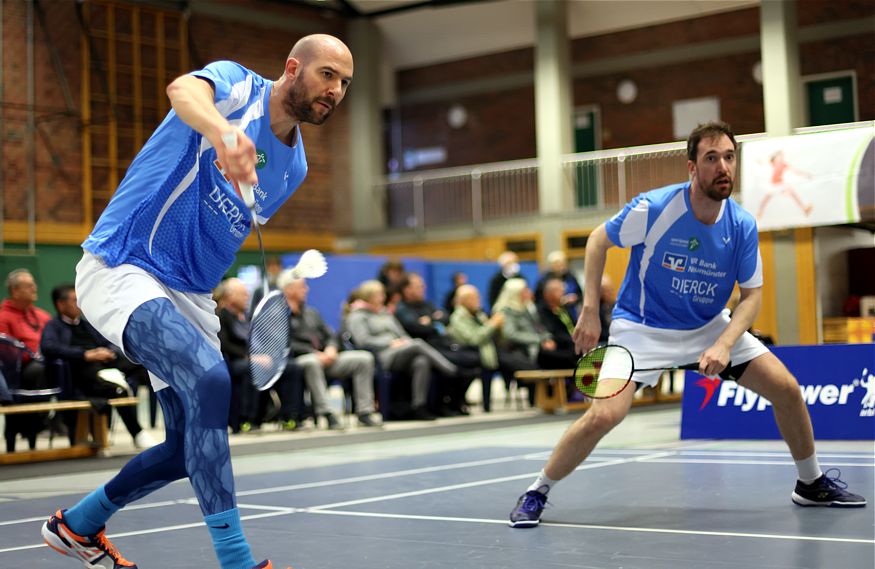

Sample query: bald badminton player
[41,35,353,569]
[510,121,866,528]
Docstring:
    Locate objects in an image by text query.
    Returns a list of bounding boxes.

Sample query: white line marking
[645,459,874,467]
[308,451,673,511]
[308,509,875,545]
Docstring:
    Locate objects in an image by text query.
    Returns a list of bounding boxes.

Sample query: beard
[701,175,734,201]
[283,79,335,125]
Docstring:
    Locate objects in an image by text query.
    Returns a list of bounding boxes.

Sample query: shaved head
[280,34,353,125]
[289,34,352,68]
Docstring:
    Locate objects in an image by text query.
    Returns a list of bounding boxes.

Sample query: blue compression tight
[109,297,235,516]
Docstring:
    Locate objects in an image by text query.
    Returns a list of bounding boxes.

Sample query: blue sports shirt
[83,61,307,293]
[605,182,762,330]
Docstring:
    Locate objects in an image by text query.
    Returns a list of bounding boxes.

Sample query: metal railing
[377,121,874,232]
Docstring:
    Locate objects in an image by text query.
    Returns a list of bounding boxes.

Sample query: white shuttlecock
[291,249,327,279]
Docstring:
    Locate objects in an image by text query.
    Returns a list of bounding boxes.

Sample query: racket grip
[220,131,256,210]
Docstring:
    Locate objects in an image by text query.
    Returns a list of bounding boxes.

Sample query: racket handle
[220,131,256,210]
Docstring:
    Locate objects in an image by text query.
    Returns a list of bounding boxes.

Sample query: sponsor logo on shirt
[256,149,267,170]
[687,237,700,251]
[208,186,246,238]
[662,252,688,272]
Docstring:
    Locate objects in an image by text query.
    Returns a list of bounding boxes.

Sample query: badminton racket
[221,132,327,390]
[574,344,702,399]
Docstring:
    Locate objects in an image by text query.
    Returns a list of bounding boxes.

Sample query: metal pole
[413,177,424,233]
[471,170,482,232]
[26,0,36,253]
[0,0,5,252]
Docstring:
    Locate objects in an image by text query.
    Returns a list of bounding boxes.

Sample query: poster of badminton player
[740,128,874,231]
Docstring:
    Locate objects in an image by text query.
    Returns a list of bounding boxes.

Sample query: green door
[806,75,856,126]
[574,108,598,208]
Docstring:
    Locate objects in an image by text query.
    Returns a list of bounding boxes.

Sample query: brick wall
[395,2,875,171]
[1,0,352,234]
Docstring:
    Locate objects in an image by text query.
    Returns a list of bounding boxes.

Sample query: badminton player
[509,121,866,528]
[42,34,353,569]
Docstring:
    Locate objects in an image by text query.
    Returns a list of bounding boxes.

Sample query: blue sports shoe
[509,489,548,528]
[792,469,867,508]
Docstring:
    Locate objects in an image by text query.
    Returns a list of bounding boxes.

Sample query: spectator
[278,271,381,429]
[41,284,157,448]
[377,259,406,310]
[488,251,521,309]
[216,278,303,433]
[345,280,459,421]
[396,272,478,415]
[493,278,573,370]
[534,250,583,319]
[535,278,578,366]
[447,285,535,411]
[442,271,468,313]
[0,269,51,392]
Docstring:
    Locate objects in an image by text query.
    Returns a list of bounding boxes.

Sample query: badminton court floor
[1,407,872,569]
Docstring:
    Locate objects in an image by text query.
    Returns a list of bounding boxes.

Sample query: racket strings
[574,349,606,397]
[249,294,290,390]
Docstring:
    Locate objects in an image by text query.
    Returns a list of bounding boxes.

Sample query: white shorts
[75,251,221,391]
[604,309,770,387]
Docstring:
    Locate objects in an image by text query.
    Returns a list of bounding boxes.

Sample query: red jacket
[0,298,51,359]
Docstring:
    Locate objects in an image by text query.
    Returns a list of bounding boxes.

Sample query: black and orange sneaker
[253,561,292,569]
[41,509,137,568]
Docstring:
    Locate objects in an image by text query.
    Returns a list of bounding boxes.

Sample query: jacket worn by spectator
[0,298,51,360]
[289,305,338,356]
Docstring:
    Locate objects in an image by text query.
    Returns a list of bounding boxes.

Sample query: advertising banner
[681,343,875,440]
[739,127,874,231]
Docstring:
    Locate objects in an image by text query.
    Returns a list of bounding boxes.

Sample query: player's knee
[195,362,231,429]
[586,407,624,434]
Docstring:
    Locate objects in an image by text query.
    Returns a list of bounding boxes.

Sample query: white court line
[646,459,874,467]
[308,451,675,511]
[307,509,875,545]
[677,450,875,459]
[0,499,188,527]
[235,452,547,497]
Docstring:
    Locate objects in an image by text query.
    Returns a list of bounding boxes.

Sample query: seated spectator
[377,259,406,312]
[279,271,380,429]
[0,269,50,393]
[494,278,575,370]
[345,280,459,421]
[0,269,54,449]
[216,278,303,432]
[536,277,579,366]
[534,250,583,319]
[447,284,536,411]
[40,283,157,448]
[442,271,468,313]
[396,272,478,415]
[488,251,521,309]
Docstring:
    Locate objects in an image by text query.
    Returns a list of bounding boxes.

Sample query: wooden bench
[0,397,139,464]
[514,369,683,414]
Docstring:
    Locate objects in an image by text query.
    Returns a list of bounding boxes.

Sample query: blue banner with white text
[681,343,875,440]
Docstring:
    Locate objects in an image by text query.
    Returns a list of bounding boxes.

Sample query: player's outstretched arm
[166,74,258,189]
[573,223,613,354]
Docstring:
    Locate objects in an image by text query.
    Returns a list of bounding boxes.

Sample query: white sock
[527,469,558,495]
[795,454,822,484]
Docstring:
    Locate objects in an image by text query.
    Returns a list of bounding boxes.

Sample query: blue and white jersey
[82,61,308,293]
[605,182,762,330]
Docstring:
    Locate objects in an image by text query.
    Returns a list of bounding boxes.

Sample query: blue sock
[205,508,256,569]
[64,485,120,536]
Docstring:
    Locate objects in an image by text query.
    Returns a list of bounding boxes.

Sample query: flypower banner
[681,344,875,440]
[740,127,874,231]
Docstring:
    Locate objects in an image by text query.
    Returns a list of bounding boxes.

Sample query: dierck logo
[662,252,688,272]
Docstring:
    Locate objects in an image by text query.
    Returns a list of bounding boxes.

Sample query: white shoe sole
[792,491,867,507]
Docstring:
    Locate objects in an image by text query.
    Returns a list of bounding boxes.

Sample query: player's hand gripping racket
[221,132,328,391]
[574,344,701,399]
